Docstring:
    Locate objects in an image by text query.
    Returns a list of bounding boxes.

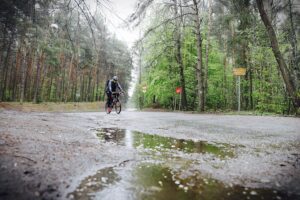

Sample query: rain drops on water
[158,181,163,186]
[50,24,58,29]
[183,186,188,192]
[86,182,93,187]
[101,177,108,183]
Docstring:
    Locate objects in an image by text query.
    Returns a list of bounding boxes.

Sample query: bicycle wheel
[115,101,121,114]
[105,102,111,114]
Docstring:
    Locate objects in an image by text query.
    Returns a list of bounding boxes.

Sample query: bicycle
[105,92,122,114]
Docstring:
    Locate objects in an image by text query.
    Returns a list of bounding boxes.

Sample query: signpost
[175,87,182,111]
[176,87,182,94]
[233,68,246,112]
[233,68,247,76]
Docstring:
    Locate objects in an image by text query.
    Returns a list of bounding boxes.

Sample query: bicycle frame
[105,92,122,114]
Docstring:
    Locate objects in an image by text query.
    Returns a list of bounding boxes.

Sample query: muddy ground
[0,109,299,200]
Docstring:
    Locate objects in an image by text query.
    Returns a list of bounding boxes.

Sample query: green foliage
[206,43,228,110]
[133,0,294,114]
[249,42,287,114]
[0,0,133,103]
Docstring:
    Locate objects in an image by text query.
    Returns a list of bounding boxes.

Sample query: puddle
[68,128,298,199]
[69,163,293,200]
[96,128,234,158]
[68,167,120,200]
[131,163,291,200]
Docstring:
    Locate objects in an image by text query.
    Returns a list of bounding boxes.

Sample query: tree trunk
[67,54,74,102]
[288,0,299,89]
[40,60,47,101]
[33,51,44,103]
[173,0,187,110]
[1,34,14,101]
[1,52,10,101]
[249,64,253,109]
[25,50,33,101]
[48,70,53,101]
[223,53,227,108]
[20,46,27,104]
[96,67,100,101]
[256,0,300,109]
[243,45,249,110]
[12,48,21,101]
[204,0,212,107]
[87,71,92,101]
[61,64,66,102]
[231,21,236,110]
[80,73,84,102]
[193,0,205,112]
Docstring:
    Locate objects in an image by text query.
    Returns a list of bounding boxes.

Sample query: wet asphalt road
[0,110,299,199]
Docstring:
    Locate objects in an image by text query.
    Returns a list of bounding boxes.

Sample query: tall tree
[173,0,188,110]
[204,0,212,107]
[192,0,205,111]
[256,0,300,111]
[0,0,133,103]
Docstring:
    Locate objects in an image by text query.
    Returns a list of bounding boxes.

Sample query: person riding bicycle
[106,76,124,107]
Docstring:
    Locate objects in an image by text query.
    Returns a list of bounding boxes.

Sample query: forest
[0,0,133,103]
[0,0,299,114]
[132,0,299,114]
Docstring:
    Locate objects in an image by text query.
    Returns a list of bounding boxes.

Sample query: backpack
[105,80,110,93]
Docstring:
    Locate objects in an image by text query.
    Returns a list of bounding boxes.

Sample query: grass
[1,102,296,117]
[0,102,105,112]
[224,110,294,117]
[140,106,296,117]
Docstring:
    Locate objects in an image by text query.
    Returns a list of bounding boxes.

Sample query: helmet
[113,76,118,81]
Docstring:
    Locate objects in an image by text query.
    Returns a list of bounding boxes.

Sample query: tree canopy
[0,0,299,115]
[131,0,299,114]
[0,0,133,103]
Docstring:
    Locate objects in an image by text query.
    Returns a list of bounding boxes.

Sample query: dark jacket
[108,79,123,93]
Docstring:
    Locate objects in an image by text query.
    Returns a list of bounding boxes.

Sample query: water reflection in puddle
[69,163,291,200]
[96,128,233,158]
[68,128,296,200]
[68,167,120,200]
[131,163,289,200]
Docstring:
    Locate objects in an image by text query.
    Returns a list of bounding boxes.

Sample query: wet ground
[68,128,298,200]
[0,110,300,199]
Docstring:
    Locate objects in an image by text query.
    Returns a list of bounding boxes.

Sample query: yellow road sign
[233,68,247,76]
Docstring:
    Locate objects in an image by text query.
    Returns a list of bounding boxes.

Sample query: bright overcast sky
[99,0,140,97]
[85,0,140,48]
[100,0,139,48]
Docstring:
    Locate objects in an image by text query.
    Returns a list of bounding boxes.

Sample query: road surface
[0,110,299,199]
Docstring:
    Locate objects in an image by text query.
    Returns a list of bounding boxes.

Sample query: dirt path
[0,110,299,199]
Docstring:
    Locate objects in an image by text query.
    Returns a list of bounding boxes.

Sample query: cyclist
[106,76,124,108]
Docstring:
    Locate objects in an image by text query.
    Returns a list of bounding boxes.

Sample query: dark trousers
[107,91,119,107]
[106,92,112,106]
